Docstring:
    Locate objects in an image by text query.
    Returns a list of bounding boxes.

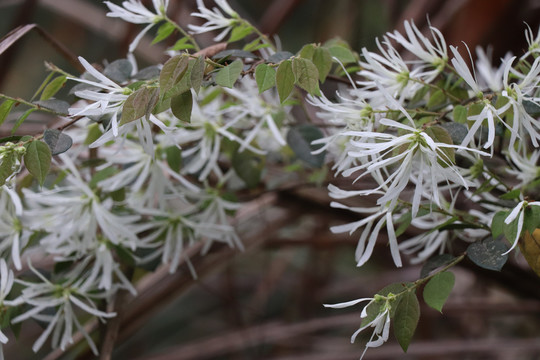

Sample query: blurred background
[2,0,540,359]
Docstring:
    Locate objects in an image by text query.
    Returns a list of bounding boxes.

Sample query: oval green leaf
[215,59,243,88]
[423,271,455,313]
[255,63,276,93]
[24,140,51,186]
[393,290,420,352]
[276,60,294,103]
[292,57,321,96]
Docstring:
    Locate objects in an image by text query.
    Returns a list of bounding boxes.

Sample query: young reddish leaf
[160,55,190,95]
[120,87,159,125]
[190,56,205,94]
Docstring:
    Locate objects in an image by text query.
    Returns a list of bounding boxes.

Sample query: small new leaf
[0,99,15,127]
[152,22,175,45]
[423,271,455,312]
[0,152,16,186]
[160,55,190,95]
[393,290,420,352]
[120,87,159,125]
[453,105,468,124]
[215,59,243,88]
[40,75,66,101]
[24,140,51,186]
[255,63,276,93]
[190,56,205,94]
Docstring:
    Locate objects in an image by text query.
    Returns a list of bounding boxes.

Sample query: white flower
[341,119,485,217]
[68,56,129,137]
[398,213,451,263]
[105,0,169,52]
[222,77,288,149]
[501,56,540,148]
[0,259,15,350]
[358,37,425,103]
[450,45,483,97]
[189,0,239,42]
[0,187,28,270]
[386,19,447,71]
[324,295,393,359]
[506,148,540,188]
[328,185,402,267]
[522,23,540,59]
[11,263,116,354]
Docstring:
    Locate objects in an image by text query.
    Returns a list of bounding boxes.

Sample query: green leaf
[395,212,412,237]
[160,55,190,95]
[286,124,326,167]
[24,140,51,186]
[393,290,420,352]
[523,99,540,117]
[327,45,356,63]
[362,282,409,327]
[440,121,468,146]
[215,59,243,88]
[190,56,205,94]
[43,129,73,155]
[11,108,36,134]
[89,167,118,189]
[243,38,269,52]
[40,75,66,101]
[491,211,508,239]
[423,271,455,312]
[420,254,456,278]
[84,123,103,145]
[170,37,195,51]
[425,125,455,166]
[33,99,70,115]
[120,87,159,125]
[232,150,264,188]
[170,90,193,122]
[312,47,332,82]
[500,189,521,200]
[467,237,509,271]
[165,146,182,172]
[298,43,316,60]
[103,59,133,83]
[267,51,294,64]
[276,60,294,103]
[453,105,468,124]
[152,22,175,44]
[504,213,521,247]
[0,152,16,186]
[255,63,276,93]
[228,23,253,42]
[524,205,540,234]
[0,99,15,127]
[427,89,446,109]
[292,57,320,96]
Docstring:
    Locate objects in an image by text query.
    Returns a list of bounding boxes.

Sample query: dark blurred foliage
[1,1,540,359]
